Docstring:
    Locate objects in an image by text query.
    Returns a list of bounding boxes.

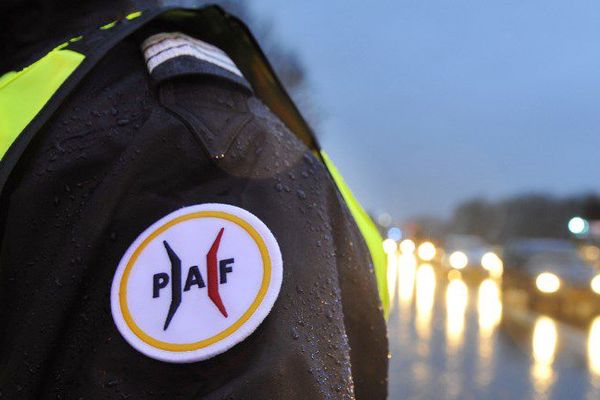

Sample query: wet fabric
[0,33,388,399]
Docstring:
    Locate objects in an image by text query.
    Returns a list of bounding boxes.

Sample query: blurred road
[387,256,600,400]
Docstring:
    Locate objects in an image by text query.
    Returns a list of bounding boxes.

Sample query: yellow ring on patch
[118,211,271,351]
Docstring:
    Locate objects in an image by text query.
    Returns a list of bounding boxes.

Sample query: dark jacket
[0,7,388,400]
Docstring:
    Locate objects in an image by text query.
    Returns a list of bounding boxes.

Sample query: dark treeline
[449,193,600,244]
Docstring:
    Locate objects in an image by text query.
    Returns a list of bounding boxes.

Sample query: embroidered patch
[111,203,283,363]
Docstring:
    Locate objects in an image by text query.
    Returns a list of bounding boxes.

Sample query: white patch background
[111,204,282,363]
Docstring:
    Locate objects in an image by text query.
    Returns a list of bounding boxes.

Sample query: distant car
[503,238,578,271]
[502,238,600,326]
[442,234,503,278]
[525,249,596,291]
[504,238,598,290]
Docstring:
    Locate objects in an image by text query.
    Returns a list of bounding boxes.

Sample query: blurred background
[181,1,600,398]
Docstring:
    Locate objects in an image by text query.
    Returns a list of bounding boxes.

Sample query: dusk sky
[249,1,600,222]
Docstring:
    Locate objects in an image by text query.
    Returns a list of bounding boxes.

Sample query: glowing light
[477,279,501,390]
[387,227,402,241]
[568,217,589,235]
[449,251,468,269]
[532,316,557,389]
[377,212,392,228]
[387,247,398,306]
[481,252,504,279]
[417,241,436,261]
[592,275,600,295]
[399,239,416,254]
[582,245,600,262]
[536,272,561,294]
[589,316,600,376]
[478,279,502,337]
[447,269,462,281]
[446,278,468,350]
[383,238,397,254]
[398,253,417,305]
[416,263,436,339]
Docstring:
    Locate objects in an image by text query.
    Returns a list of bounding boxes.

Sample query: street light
[568,217,589,236]
[387,227,402,241]
[417,241,436,261]
[591,274,600,295]
[383,238,397,254]
[449,251,468,269]
[399,239,416,254]
[481,252,504,279]
[536,272,561,294]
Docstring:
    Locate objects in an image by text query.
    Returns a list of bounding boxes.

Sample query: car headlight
[417,241,436,261]
[591,274,600,295]
[449,251,468,269]
[536,272,561,294]
[481,252,504,278]
[382,238,397,254]
[399,239,416,254]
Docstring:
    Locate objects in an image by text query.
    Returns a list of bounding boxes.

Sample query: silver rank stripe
[142,32,243,78]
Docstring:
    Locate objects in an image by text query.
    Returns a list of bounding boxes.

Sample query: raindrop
[303,153,314,166]
[290,327,300,340]
[105,379,119,388]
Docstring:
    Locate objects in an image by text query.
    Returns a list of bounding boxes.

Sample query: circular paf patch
[111,203,282,363]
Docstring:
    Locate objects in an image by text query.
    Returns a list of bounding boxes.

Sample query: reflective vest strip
[320,151,389,318]
[0,48,85,159]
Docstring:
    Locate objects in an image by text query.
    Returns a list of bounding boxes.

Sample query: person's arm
[0,35,386,399]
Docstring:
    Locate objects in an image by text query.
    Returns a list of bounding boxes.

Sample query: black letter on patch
[184,265,206,291]
[153,273,169,298]
[219,258,234,284]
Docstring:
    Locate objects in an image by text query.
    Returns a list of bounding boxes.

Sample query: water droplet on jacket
[290,327,300,340]
[297,190,306,199]
[105,379,119,388]
[303,153,314,165]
